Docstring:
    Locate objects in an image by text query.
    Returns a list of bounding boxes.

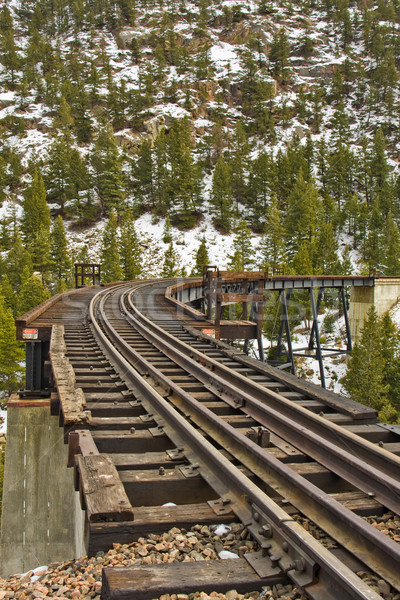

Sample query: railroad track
[26,280,400,599]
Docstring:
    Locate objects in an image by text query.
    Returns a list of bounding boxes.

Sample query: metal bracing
[199,270,356,388]
[274,289,295,374]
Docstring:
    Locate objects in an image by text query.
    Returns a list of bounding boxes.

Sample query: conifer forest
[1,0,400,420]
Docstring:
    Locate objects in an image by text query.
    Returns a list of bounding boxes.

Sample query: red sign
[202,329,215,338]
[23,328,39,340]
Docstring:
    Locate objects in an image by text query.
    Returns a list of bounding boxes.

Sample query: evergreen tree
[135,139,154,208]
[0,295,24,395]
[269,28,290,82]
[341,306,389,411]
[383,211,400,276]
[258,195,286,271]
[211,155,233,233]
[285,170,323,257]
[119,211,142,280]
[6,232,33,293]
[0,276,16,314]
[91,124,125,216]
[314,222,340,274]
[17,275,51,316]
[292,242,313,275]
[191,237,209,276]
[162,241,180,277]
[100,212,124,283]
[380,313,400,416]
[50,215,71,288]
[22,169,51,276]
[227,220,254,271]
[0,6,19,88]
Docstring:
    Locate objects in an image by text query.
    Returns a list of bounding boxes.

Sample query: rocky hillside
[0,0,400,279]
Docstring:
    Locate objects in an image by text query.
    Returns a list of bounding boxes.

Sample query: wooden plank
[220,293,264,303]
[329,491,382,515]
[68,429,99,467]
[102,558,281,600]
[120,468,217,506]
[344,424,397,442]
[107,451,183,469]
[88,503,236,555]
[91,430,174,453]
[49,324,89,425]
[76,454,134,522]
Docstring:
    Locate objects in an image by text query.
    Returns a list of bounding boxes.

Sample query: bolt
[159,466,165,476]
[378,440,384,447]
[282,541,288,552]
[222,498,231,505]
[130,427,136,434]
[253,511,260,522]
[261,543,271,557]
[119,500,126,504]
[270,555,281,567]
[259,525,272,538]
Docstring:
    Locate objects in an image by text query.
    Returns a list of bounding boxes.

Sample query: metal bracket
[179,463,200,478]
[246,426,270,448]
[128,399,142,407]
[250,504,317,587]
[149,426,165,437]
[166,448,185,461]
[208,498,233,516]
[378,423,400,438]
[244,551,281,578]
[140,413,155,423]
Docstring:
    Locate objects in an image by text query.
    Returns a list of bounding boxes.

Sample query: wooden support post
[310,288,326,388]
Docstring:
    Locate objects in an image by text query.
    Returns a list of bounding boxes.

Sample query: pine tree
[227,220,254,271]
[135,139,154,208]
[258,194,286,271]
[6,232,33,293]
[341,306,389,411]
[119,211,142,280]
[0,295,24,395]
[22,170,52,276]
[162,241,180,277]
[383,211,400,276]
[0,6,19,88]
[211,155,233,233]
[269,28,290,82]
[314,222,340,274]
[292,242,313,275]
[17,275,51,316]
[101,212,124,284]
[91,124,125,216]
[0,276,16,314]
[285,170,323,257]
[50,215,71,288]
[191,237,209,276]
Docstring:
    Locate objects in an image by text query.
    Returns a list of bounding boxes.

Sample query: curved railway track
[20,280,400,600]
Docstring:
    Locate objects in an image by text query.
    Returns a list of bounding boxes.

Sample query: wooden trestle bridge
[1,271,400,600]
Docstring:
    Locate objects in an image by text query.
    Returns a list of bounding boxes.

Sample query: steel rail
[124,286,400,507]
[89,285,385,600]
[117,286,400,590]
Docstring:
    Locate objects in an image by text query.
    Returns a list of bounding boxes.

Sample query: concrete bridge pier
[0,395,85,577]
[349,277,400,341]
